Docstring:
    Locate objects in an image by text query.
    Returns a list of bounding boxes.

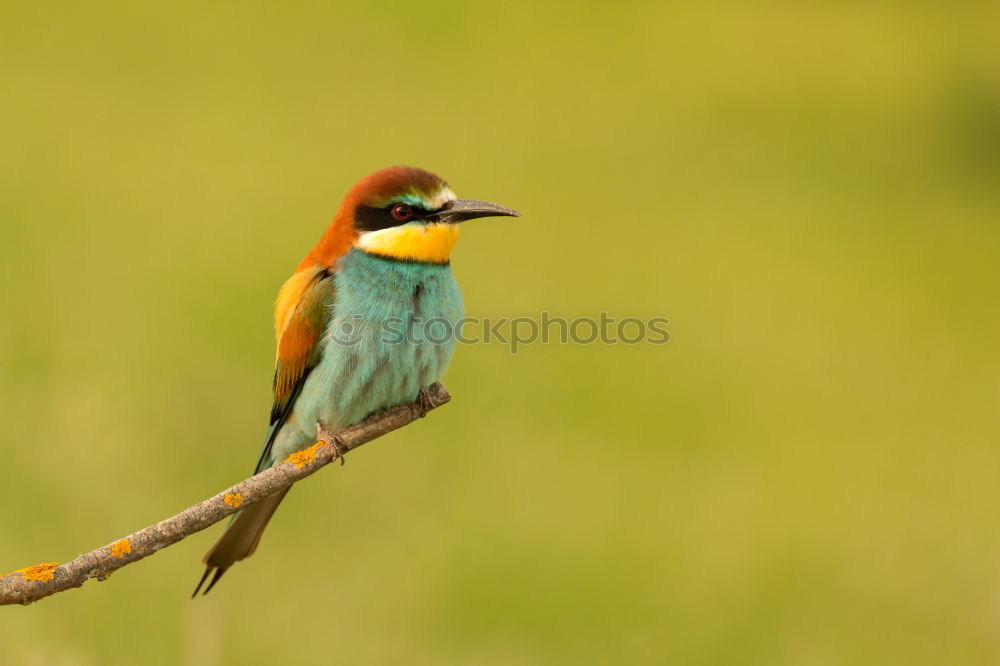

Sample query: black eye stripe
[355,204,430,232]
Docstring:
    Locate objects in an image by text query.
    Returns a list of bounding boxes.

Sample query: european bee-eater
[193,166,518,595]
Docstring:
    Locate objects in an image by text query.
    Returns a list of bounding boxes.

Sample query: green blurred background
[2,1,999,664]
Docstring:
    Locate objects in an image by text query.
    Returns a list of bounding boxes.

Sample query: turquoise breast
[289,248,464,438]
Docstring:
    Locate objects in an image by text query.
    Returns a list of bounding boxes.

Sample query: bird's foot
[315,422,348,466]
[414,386,439,419]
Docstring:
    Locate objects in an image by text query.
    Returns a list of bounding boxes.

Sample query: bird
[193,166,519,595]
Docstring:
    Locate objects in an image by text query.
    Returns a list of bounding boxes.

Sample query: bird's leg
[415,386,439,418]
[315,422,348,466]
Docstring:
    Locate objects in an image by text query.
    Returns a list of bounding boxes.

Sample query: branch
[0,382,451,606]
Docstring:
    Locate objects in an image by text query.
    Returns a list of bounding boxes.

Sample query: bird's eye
[391,204,412,221]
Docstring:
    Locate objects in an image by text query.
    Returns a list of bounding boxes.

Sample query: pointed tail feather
[192,488,291,597]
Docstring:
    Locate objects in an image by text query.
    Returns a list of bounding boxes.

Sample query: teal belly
[287,249,463,445]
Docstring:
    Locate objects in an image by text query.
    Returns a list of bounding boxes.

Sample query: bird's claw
[415,387,439,418]
[315,422,348,465]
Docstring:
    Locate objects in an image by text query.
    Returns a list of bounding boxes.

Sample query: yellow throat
[356,223,461,264]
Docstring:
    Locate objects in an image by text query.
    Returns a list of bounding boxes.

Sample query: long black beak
[426,199,520,223]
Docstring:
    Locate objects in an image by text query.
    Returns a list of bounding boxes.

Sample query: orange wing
[254,265,337,473]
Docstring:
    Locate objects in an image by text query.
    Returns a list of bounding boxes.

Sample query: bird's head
[302,166,519,269]
[349,166,520,264]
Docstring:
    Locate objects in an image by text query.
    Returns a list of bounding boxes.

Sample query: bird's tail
[192,488,290,596]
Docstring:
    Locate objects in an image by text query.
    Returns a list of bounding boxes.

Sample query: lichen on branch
[0,382,451,606]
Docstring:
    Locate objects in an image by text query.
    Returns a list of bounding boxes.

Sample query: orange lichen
[110,539,132,558]
[284,441,328,469]
[224,492,243,507]
[17,562,59,582]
